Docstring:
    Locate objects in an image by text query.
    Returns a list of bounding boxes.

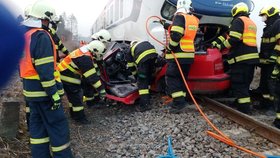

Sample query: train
[92,0,253,104]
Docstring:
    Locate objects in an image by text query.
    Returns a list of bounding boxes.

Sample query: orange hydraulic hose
[146,15,231,141]
[146,15,266,158]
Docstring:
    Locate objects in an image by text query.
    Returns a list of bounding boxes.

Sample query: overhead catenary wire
[145,15,266,158]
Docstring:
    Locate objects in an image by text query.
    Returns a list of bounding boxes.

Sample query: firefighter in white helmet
[20,1,73,157]
[161,0,199,114]
[91,29,111,43]
[83,29,111,108]
[57,40,106,124]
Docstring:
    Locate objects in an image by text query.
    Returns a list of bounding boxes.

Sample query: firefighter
[219,2,259,114]
[126,41,158,112]
[45,16,69,62]
[256,7,280,128]
[212,33,228,51]
[23,5,69,130]
[20,1,72,157]
[91,29,112,42]
[58,40,106,124]
[83,29,112,108]
[252,6,280,110]
[162,0,199,114]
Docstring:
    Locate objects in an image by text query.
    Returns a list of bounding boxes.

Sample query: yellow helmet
[259,6,280,17]
[231,2,249,17]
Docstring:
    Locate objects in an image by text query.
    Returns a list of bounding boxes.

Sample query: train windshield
[161,0,177,21]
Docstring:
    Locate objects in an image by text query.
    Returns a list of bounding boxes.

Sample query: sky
[2,0,110,37]
[2,0,280,40]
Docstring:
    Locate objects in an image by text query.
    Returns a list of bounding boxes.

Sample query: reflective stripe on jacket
[130,41,158,65]
[166,13,199,61]
[57,49,92,74]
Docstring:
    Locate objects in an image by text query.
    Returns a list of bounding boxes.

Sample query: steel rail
[199,96,280,146]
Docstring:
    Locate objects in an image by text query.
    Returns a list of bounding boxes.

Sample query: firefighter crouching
[57,40,106,124]
[20,1,72,157]
[219,2,259,114]
[126,41,158,112]
[161,0,199,114]
[83,29,111,108]
[252,6,280,111]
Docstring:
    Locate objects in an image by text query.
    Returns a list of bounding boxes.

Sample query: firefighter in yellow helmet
[258,6,280,129]
[220,2,259,114]
[252,6,280,110]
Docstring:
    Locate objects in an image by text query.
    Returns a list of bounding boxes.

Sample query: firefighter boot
[254,99,273,110]
[273,118,280,129]
[237,103,252,115]
[135,103,151,112]
[72,110,90,125]
[166,100,188,114]
[249,87,262,98]
[136,96,151,112]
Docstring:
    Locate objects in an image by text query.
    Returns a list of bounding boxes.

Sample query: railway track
[198,96,280,146]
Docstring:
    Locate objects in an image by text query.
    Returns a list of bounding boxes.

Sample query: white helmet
[24,5,32,18]
[130,40,138,47]
[52,15,60,23]
[176,0,192,13]
[91,29,111,43]
[86,40,106,60]
[29,0,56,21]
[91,33,98,40]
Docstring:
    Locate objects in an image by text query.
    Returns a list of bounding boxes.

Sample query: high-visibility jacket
[239,16,257,47]
[20,29,57,78]
[223,15,259,65]
[179,14,199,52]
[165,13,199,64]
[20,28,63,101]
[57,49,92,73]
[58,48,104,91]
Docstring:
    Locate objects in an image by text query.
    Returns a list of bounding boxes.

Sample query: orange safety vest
[239,16,257,47]
[179,14,199,52]
[57,49,92,74]
[20,28,57,79]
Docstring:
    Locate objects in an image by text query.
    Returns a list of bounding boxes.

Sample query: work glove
[211,41,221,50]
[159,19,166,25]
[155,55,167,67]
[99,89,106,102]
[51,92,61,110]
[271,65,280,80]
[165,46,171,53]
